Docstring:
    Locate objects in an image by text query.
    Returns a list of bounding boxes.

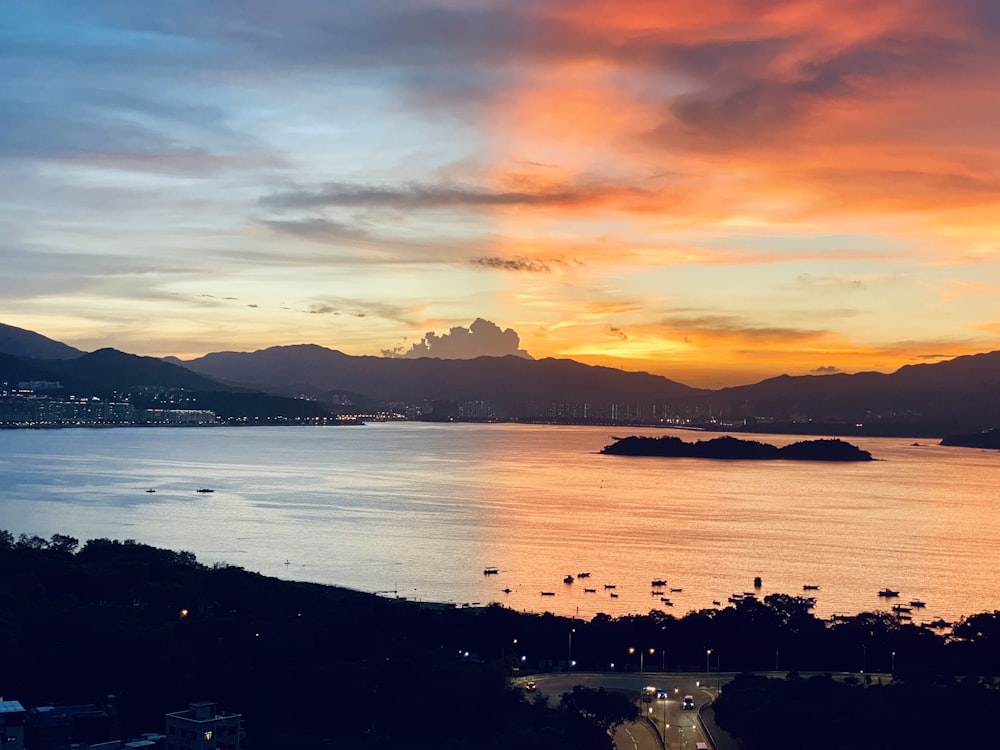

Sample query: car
[682,695,695,710]
[655,689,669,700]
[524,681,537,692]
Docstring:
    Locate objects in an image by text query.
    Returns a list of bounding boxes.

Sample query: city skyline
[4,1,1000,388]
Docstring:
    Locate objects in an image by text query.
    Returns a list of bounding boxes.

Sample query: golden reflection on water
[456,427,1000,624]
[0,424,996,625]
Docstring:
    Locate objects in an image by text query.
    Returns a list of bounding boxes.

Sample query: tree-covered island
[601,434,874,461]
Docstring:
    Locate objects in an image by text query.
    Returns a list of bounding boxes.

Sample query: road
[523,672,718,750]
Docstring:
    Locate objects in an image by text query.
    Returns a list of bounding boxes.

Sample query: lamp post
[568,628,575,671]
[891,650,896,678]
[706,648,712,674]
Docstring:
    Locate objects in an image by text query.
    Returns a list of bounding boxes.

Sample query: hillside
[685,351,1000,435]
[174,344,707,404]
[0,322,85,359]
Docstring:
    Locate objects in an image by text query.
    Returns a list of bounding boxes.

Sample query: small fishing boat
[541,591,555,596]
[909,600,926,608]
[610,592,619,598]
[604,584,617,589]
[483,567,499,575]
[578,572,591,578]
[803,584,820,590]
[563,575,574,584]
[651,579,666,587]
[878,588,900,597]
[584,588,596,593]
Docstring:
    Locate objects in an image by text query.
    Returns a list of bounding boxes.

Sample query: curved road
[523,672,717,750]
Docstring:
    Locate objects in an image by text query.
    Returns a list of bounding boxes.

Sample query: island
[939,427,1000,450]
[600,434,874,461]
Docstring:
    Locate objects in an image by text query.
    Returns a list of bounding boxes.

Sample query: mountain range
[2,321,999,436]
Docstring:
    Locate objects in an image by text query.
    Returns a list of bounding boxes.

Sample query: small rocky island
[601,434,874,461]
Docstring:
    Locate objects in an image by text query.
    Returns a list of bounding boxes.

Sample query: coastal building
[0,701,26,750]
[165,702,241,750]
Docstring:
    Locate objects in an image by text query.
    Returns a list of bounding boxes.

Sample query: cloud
[472,256,551,272]
[810,365,841,374]
[609,326,629,341]
[260,179,649,212]
[384,318,533,359]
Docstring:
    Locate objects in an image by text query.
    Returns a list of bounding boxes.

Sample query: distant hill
[0,322,85,359]
[682,351,1000,436]
[173,344,707,406]
[5,321,1000,435]
[0,344,332,421]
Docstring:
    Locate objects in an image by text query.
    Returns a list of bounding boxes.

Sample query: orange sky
[3,1,1000,387]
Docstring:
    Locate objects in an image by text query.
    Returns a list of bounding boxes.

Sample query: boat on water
[501,588,511,594]
[892,605,912,614]
[604,584,617,589]
[584,588,596,593]
[541,591,555,596]
[610,592,619,598]
[563,575,574,584]
[145,488,156,493]
[909,600,926,608]
[803,584,820,590]
[878,588,900,597]
[651,579,666,587]
[660,598,673,606]
[483,567,499,575]
[670,587,683,593]
[578,572,591,578]
[195,488,214,493]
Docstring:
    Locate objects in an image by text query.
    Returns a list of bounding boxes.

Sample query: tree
[559,686,636,732]
[49,533,79,554]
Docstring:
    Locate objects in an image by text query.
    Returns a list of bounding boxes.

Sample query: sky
[3,0,1000,388]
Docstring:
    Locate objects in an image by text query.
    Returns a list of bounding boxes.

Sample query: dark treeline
[3,532,1000,749]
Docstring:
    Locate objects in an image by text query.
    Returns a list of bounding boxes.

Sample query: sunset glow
[4,1,1000,387]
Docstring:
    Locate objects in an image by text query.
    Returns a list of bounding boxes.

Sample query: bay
[0,423,997,625]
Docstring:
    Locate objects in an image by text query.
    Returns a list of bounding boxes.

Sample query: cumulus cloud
[383,318,532,359]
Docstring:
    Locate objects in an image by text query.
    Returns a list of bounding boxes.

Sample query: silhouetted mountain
[683,351,1000,436]
[174,344,706,406]
[40,348,230,392]
[601,435,873,461]
[0,344,332,421]
[0,322,85,359]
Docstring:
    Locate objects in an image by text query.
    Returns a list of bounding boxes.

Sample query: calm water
[0,423,997,624]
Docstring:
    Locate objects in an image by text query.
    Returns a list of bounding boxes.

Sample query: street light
[630,647,655,673]
[706,648,712,674]
[568,628,575,671]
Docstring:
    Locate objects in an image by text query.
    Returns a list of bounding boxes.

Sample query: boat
[501,588,511,594]
[604,584,617,589]
[660,598,673,606]
[892,605,912,614]
[483,567,499,575]
[909,600,926,608]
[803,584,820,590]
[563,575,574,584]
[878,588,900,597]
[753,576,762,588]
[610,592,619,598]
[578,572,591,578]
[712,600,721,606]
[651,579,666,587]
[145,488,156,493]
[926,619,951,629]
[541,591,555,596]
[584,588,596,593]
[195,488,214,493]
[670,587,683,593]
